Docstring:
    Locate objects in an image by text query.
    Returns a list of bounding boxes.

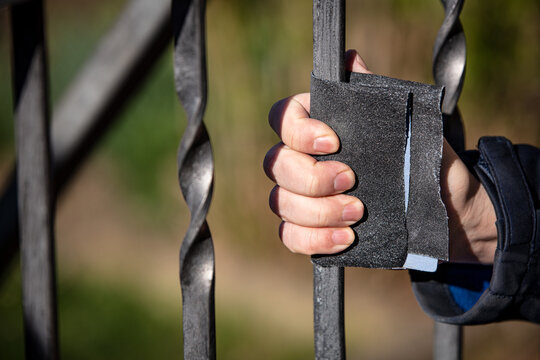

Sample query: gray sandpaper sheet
[310,72,449,269]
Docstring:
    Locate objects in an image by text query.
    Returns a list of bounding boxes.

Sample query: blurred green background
[1,0,539,359]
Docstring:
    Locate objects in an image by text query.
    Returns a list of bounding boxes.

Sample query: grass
[0,264,313,359]
[0,265,181,359]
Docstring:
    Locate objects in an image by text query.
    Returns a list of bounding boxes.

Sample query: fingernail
[341,201,363,222]
[333,170,355,192]
[313,136,337,153]
[332,229,354,245]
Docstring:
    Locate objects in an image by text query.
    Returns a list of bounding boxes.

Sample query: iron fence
[0,0,487,359]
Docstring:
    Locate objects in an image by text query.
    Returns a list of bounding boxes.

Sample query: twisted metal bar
[172,0,215,358]
[433,0,466,152]
[433,1,466,359]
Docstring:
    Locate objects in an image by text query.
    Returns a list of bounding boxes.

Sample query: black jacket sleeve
[409,136,540,325]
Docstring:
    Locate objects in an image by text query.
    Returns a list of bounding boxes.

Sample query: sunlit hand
[264,50,497,264]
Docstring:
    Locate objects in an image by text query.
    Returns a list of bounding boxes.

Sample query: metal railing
[10,1,57,358]
[1,0,467,358]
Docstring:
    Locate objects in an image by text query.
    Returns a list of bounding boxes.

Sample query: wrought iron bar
[0,0,171,278]
[433,1,466,359]
[172,0,215,358]
[313,264,346,360]
[433,0,466,152]
[313,0,345,82]
[434,322,463,360]
[312,0,346,359]
[50,0,170,190]
[10,0,58,358]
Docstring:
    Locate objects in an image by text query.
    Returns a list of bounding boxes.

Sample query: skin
[263,50,498,264]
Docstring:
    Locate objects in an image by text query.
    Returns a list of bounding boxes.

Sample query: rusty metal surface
[312,0,346,359]
[10,0,58,358]
[172,0,215,358]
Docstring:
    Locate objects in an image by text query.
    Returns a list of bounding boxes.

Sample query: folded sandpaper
[310,72,449,270]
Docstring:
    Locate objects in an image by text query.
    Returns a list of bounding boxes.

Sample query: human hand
[263,50,370,255]
[263,50,497,264]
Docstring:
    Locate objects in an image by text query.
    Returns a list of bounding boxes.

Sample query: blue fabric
[449,281,490,311]
[443,263,492,311]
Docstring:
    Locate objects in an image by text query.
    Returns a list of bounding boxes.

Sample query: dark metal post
[313,264,345,360]
[172,0,216,358]
[433,0,466,152]
[434,322,463,360]
[10,0,58,359]
[0,0,171,279]
[433,1,466,359]
[313,0,345,82]
[312,1,346,359]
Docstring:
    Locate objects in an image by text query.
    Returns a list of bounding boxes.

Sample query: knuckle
[306,229,321,255]
[288,128,302,151]
[307,173,321,196]
[268,98,284,125]
[280,222,298,254]
[268,186,280,215]
[268,97,292,136]
[263,143,282,180]
[316,203,329,227]
[278,221,285,240]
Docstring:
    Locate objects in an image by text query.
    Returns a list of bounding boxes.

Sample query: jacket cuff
[409,136,539,324]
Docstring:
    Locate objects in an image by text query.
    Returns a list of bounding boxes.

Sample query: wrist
[442,140,497,264]
[461,183,497,264]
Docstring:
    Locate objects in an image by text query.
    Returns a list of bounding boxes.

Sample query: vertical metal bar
[313,265,345,360]
[10,0,58,359]
[313,0,345,82]
[312,1,346,359]
[0,0,171,279]
[434,322,463,360]
[433,1,466,359]
[172,0,215,358]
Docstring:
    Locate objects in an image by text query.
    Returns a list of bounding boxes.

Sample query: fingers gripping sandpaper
[310,72,449,270]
